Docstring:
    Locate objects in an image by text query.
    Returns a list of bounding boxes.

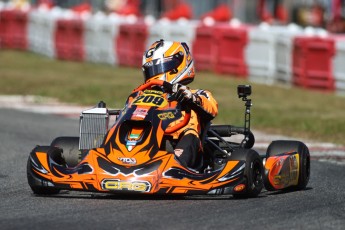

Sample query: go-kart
[27,80,310,197]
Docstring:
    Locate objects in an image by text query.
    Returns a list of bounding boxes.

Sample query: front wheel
[50,136,81,167]
[27,146,61,195]
[230,149,264,198]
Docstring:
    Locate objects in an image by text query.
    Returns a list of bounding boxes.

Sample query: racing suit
[125,87,218,169]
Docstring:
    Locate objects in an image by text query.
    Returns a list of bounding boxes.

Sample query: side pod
[263,140,310,191]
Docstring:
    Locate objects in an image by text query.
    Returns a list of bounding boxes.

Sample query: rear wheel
[50,136,81,167]
[230,149,263,198]
[265,140,310,190]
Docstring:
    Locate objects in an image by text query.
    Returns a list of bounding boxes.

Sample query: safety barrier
[0,9,28,49]
[275,25,304,85]
[28,9,59,57]
[146,20,172,49]
[292,35,335,91]
[333,37,345,95]
[193,22,249,76]
[245,25,277,84]
[84,13,124,65]
[116,21,148,67]
[55,18,85,61]
[245,24,304,84]
[1,7,344,95]
[214,23,249,77]
[147,19,197,54]
[192,24,216,71]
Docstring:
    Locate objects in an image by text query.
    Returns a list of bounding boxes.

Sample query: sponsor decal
[101,179,151,192]
[157,112,175,120]
[129,133,140,139]
[132,108,148,119]
[273,153,300,186]
[145,41,163,58]
[126,140,137,146]
[118,157,137,165]
[143,90,163,95]
[126,134,141,151]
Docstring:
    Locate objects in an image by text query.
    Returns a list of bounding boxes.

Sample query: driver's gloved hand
[172,83,201,105]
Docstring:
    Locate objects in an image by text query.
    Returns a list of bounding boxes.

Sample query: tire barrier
[1,7,345,95]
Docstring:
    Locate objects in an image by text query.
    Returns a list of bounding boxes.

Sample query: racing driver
[127,40,218,170]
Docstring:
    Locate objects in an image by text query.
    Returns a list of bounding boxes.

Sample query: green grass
[1,50,345,145]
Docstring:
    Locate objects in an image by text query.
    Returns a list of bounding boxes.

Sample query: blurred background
[1,0,345,145]
[1,0,345,32]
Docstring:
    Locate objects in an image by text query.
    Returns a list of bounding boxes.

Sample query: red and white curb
[0,95,88,118]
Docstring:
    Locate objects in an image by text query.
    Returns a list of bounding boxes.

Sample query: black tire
[50,136,81,167]
[230,149,264,198]
[27,146,60,195]
[265,140,310,191]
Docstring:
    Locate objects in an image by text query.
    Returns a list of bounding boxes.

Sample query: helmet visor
[142,53,183,82]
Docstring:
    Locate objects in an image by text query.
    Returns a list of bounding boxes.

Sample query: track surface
[0,108,344,230]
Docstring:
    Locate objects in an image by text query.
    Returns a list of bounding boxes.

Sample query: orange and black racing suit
[125,87,218,169]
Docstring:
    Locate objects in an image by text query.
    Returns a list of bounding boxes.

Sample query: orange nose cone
[234,184,246,192]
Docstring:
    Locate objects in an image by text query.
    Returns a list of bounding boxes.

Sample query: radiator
[79,107,109,150]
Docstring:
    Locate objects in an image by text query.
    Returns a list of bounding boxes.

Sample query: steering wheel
[133,80,191,134]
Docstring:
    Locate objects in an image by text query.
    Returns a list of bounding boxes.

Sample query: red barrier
[116,24,131,66]
[292,36,335,91]
[192,23,248,77]
[116,22,148,67]
[192,25,216,71]
[0,9,28,49]
[213,24,248,77]
[54,19,84,61]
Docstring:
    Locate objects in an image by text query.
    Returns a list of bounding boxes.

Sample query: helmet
[142,40,195,85]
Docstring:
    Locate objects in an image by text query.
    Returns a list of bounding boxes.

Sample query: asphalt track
[0,108,344,230]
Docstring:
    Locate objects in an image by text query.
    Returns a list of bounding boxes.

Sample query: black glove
[172,84,200,104]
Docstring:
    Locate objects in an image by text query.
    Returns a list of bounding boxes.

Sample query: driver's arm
[173,83,218,121]
[193,89,218,120]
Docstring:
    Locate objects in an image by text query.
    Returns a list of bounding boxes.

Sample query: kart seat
[161,121,210,173]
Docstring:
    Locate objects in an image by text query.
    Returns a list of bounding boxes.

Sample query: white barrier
[84,13,125,65]
[146,20,171,49]
[333,38,345,95]
[167,20,198,52]
[27,7,60,57]
[275,24,304,85]
[245,23,280,84]
[146,19,198,51]
[245,23,305,85]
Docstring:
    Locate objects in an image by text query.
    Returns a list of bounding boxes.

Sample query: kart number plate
[132,94,168,108]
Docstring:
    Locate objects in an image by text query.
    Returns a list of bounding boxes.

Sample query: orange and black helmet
[142,40,195,85]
